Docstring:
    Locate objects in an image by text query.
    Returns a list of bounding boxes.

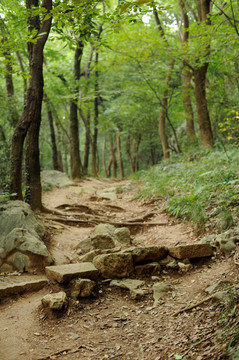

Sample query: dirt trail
[0,178,237,360]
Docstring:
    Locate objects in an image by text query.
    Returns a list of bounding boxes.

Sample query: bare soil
[0,178,238,360]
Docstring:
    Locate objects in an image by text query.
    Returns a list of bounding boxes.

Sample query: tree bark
[193,65,213,146]
[193,0,213,147]
[92,50,99,177]
[45,95,60,170]
[178,0,196,138]
[116,131,124,179]
[70,40,83,179]
[10,0,52,208]
[108,133,117,178]
[102,132,108,177]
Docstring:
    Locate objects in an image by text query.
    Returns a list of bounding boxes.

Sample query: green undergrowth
[133,147,239,232]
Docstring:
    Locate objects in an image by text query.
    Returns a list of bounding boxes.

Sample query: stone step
[0,278,48,297]
[169,244,213,259]
[45,262,99,283]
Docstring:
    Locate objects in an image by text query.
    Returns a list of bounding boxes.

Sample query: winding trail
[0,178,237,360]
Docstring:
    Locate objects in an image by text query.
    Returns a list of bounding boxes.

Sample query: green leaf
[174,355,184,360]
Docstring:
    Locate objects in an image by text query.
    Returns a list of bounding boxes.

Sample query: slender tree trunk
[132,134,141,171]
[126,135,134,174]
[92,50,99,177]
[193,0,213,147]
[116,131,124,179]
[108,133,117,178]
[178,0,196,138]
[83,108,91,174]
[0,124,6,142]
[154,9,172,159]
[70,40,83,179]
[45,95,60,170]
[182,66,195,138]
[102,132,108,177]
[2,37,18,127]
[10,0,52,209]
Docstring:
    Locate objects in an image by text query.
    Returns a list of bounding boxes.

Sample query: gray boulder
[0,201,52,272]
[41,170,73,188]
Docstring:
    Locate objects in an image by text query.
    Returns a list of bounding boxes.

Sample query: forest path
[0,178,237,360]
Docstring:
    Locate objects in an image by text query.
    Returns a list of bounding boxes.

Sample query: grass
[133,146,239,232]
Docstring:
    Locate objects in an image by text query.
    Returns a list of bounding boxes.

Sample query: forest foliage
[0,0,238,210]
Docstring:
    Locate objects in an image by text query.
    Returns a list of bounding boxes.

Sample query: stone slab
[45,262,99,283]
[0,278,48,297]
[169,244,213,259]
[131,246,168,264]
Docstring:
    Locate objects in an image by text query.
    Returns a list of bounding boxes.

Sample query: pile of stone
[42,224,213,311]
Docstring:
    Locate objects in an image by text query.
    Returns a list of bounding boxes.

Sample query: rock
[159,255,176,266]
[110,279,145,291]
[130,246,168,264]
[178,261,193,273]
[0,202,52,273]
[212,291,233,306]
[93,253,134,278]
[45,263,99,283]
[219,239,236,255]
[135,262,161,275]
[0,201,45,239]
[169,244,213,259]
[76,238,93,254]
[205,281,231,294]
[70,279,96,298]
[0,278,48,297]
[0,263,14,273]
[91,234,116,250]
[153,282,172,303]
[41,170,73,188]
[6,252,30,272]
[130,289,147,300]
[166,260,179,270]
[114,228,131,245]
[93,224,115,236]
[96,190,117,200]
[78,249,102,262]
[42,291,68,311]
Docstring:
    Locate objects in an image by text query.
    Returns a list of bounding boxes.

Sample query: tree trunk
[92,50,99,177]
[108,133,117,178]
[2,37,18,127]
[70,40,83,179]
[126,135,134,174]
[116,131,124,179]
[193,0,213,147]
[10,0,52,208]
[132,134,141,171]
[193,65,213,146]
[178,0,196,138]
[83,108,91,175]
[153,9,172,159]
[182,66,195,138]
[45,96,60,170]
[102,132,108,177]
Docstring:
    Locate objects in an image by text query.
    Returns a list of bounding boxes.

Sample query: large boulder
[93,253,134,278]
[41,170,73,188]
[0,201,52,272]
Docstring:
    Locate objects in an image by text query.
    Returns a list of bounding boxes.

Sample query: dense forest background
[0,0,238,211]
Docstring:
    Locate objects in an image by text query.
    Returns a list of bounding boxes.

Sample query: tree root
[44,215,169,227]
[173,294,216,316]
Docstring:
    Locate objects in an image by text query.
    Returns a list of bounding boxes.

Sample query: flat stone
[110,279,145,291]
[131,246,168,264]
[169,244,213,259]
[0,278,48,297]
[45,263,99,283]
[130,288,147,300]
